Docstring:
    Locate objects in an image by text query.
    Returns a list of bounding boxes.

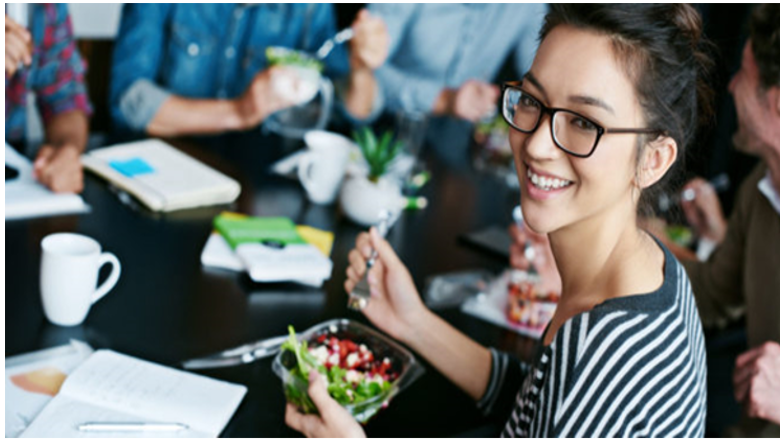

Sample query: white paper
[5,144,89,220]
[21,350,247,438]
[201,233,327,287]
[237,242,332,285]
[5,341,94,438]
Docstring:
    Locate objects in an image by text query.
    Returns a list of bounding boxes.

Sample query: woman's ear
[636,136,678,189]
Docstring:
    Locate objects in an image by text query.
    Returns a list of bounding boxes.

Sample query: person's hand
[439,80,500,122]
[734,341,780,424]
[33,144,84,193]
[233,66,295,130]
[5,16,32,77]
[345,227,427,343]
[680,178,727,244]
[285,370,366,438]
[509,223,562,294]
[349,9,389,71]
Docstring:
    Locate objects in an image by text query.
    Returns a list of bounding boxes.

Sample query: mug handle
[297,153,316,195]
[312,77,333,131]
[92,252,121,304]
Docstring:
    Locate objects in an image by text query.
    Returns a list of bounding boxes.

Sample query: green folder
[214,215,306,249]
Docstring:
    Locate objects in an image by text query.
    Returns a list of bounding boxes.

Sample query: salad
[266,47,324,72]
[279,326,396,418]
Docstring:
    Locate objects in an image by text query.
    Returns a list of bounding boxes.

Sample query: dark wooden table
[5,120,538,437]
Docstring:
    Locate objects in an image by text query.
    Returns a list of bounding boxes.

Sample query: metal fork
[347,210,392,311]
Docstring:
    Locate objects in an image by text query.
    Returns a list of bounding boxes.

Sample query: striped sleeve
[477,348,529,421]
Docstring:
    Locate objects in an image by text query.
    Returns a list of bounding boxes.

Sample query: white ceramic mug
[40,233,121,326]
[297,131,352,205]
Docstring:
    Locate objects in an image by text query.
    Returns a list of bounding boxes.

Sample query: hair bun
[672,4,704,47]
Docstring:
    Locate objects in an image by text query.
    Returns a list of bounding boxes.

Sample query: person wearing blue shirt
[369,4,547,122]
[110,4,387,137]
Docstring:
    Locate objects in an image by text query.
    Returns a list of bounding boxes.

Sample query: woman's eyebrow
[524,72,615,115]
[523,72,548,101]
[569,95,615,115]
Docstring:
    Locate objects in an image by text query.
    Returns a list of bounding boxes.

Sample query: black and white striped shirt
[478,243,707,437]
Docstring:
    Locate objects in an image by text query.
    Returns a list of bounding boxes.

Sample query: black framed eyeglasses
[501,81,662,158]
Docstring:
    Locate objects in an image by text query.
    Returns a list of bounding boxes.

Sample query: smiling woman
[294,5,715,438]
[493,4,714,437]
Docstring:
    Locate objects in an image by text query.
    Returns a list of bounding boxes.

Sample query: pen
[77,422,189,432]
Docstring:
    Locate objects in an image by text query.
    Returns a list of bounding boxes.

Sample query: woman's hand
[345,227,428,344]
[285,370,365,438]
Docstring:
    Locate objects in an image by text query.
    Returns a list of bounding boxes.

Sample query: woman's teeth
[527,168,573,191]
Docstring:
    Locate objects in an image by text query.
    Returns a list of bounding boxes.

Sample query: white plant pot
[340,176,402,227]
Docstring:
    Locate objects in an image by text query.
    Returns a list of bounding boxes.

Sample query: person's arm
[287,228,526,437]
[109,4,239,136]
[512,3,547,76]
[365,4,444,115]
[680,178,728,245]
[346,228,508,402]
[306,5,386,123]
[5,15,32,78]
[682,171,759,328]
[143,94,244,137]
[31,4,92,193]
[33,110,88,193]
[110,5,283,137]
[339,10,387,120]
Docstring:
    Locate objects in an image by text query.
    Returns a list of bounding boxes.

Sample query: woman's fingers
[347,249,366,277]
[346,266,361,284]
[285,403,322,437]
[355,232,372,258]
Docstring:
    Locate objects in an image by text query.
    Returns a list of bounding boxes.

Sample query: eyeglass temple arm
[603,127,662,135]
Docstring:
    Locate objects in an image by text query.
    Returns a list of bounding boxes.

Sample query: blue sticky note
[109,157,155,177]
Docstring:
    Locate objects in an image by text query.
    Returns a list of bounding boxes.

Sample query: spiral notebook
[20,350,247,438]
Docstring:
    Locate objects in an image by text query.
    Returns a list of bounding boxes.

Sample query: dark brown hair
[750,4,780,89]
[539,4,715,215]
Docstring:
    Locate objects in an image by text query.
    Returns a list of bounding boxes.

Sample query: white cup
[40,233,121,326]
[298,130,352,205]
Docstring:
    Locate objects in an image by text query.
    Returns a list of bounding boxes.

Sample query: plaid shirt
[5,4,92,143]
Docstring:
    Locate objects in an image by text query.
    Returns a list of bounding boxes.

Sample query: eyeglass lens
[503,88,599,156]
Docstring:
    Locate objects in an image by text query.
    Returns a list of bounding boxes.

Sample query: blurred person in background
[109,4,388,137]
[5,3,92,193]
[368,3,546,122]
[678,4,780,436]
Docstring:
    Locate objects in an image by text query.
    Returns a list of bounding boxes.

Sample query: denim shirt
[110,4,373,133]
[368,3,547,115]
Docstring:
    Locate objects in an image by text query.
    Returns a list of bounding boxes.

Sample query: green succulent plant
[352,127,404,182]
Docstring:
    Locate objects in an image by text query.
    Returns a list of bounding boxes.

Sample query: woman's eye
[518,95,538,109]
[572,117,598,131]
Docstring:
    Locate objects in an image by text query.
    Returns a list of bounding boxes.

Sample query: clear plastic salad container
[272,318,425,423]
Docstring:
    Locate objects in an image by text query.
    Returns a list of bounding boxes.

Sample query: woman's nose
[524,114,561,161]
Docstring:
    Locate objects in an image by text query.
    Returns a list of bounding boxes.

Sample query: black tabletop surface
[5,119,539,437]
